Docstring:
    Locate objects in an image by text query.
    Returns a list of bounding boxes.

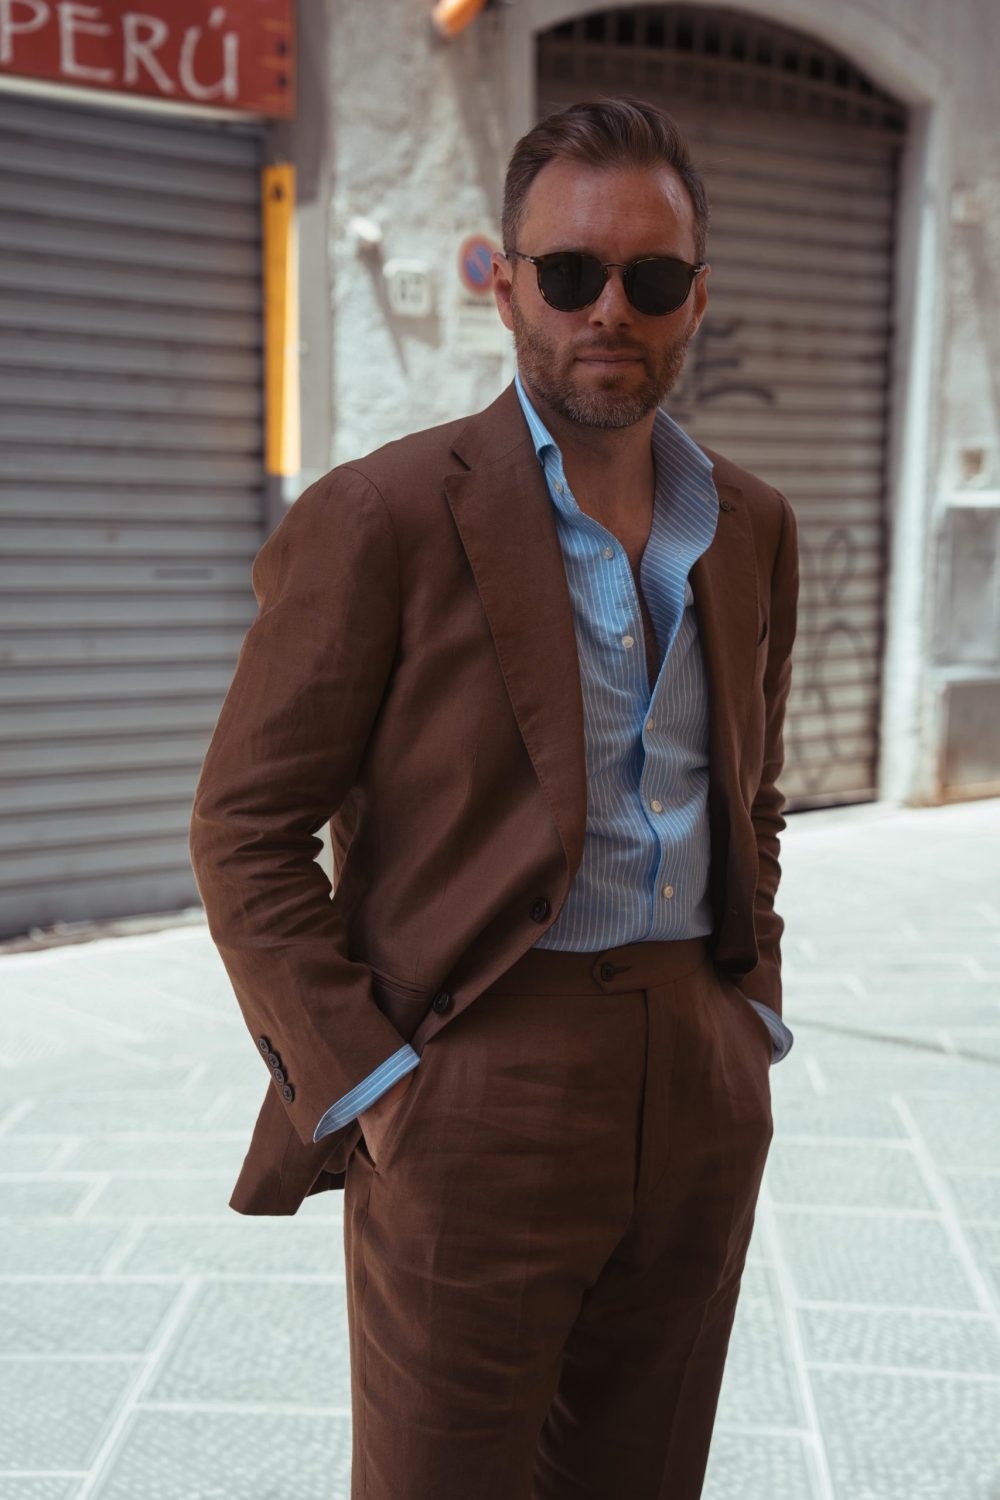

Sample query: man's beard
[510,296,694,430]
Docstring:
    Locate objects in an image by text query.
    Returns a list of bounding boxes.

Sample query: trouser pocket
[369,1040,437,1175]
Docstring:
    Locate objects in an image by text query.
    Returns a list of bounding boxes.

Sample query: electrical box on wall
[383,259,434,317]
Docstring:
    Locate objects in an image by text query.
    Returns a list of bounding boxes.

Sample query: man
[189,95,798,1500]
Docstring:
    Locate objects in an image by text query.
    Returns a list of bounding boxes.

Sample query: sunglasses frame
[505,249,707,316]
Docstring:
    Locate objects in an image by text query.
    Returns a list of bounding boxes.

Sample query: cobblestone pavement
[1,797,998,1500]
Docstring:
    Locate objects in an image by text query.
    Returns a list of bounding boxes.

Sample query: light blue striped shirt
[313,373,791,1142]
[520,372,717,948]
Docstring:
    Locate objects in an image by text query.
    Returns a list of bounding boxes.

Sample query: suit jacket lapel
[444,389,588,885]
[442,386,760,913]
[690,472,759,914]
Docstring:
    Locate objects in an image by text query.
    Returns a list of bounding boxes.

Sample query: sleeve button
[281,1083,294,1103]
[257,1037,271,1055]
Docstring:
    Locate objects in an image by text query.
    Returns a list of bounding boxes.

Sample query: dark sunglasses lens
[538,253,606,310]
[627,259,692,315]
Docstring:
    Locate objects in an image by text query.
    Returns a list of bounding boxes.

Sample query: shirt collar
[513,366,716,489]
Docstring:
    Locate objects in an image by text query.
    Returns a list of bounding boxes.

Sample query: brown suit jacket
[188,380,799,1216]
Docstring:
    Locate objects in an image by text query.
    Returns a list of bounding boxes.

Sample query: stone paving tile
[87,1411,351,1500]
[770,1093,907,1139]
[809,1369,1000,1500]
[946,1171,1000,1222]
[702,1430,821,1500]
[0,1139,72,1171]
[902,1096,1000,1171]
[82,1174,257,1220]
[0,1360,137,1471]
[773,1209,981,1308]
[62,1132,259,1175]
[0,1179,95,1217]
[765,1140,935,1210]
[0,1280,178,1355]
[796,1305,1000,1374]
[0,1482,81,1500]
[119,1217,343,1278]
[6,1092,222,1138]
[791,1039,998,1097]
[712,1265,804,1429]
[0,1223,124,1276]
[146,1280,351,1407]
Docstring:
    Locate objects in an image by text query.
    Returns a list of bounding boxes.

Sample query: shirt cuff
[312,1044,421,1142]
[745,997,794,1064]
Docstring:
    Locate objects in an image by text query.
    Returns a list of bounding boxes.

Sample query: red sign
[0,1,295,118]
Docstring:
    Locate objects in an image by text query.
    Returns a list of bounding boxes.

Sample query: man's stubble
[510,292,695,431]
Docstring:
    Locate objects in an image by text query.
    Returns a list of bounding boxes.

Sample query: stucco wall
[325,0,513,463]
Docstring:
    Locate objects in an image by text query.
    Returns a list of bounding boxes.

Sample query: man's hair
[501,95,709,262]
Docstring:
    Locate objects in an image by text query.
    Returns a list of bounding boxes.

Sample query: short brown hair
[501,96,709,262]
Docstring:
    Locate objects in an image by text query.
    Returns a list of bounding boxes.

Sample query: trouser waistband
[481,936,711,996]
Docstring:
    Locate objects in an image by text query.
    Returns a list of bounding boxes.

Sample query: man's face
[493,159,709,430]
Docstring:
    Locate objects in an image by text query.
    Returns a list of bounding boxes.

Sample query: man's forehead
[519,161,696,256]
[526,158,687,202]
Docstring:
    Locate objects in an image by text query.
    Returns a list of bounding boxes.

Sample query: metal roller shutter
[0,91,265,939]
[538,6,907,808]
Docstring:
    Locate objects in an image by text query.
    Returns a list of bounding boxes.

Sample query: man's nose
[587,267,634,327]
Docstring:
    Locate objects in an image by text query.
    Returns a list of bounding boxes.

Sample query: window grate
[538,5,907,136]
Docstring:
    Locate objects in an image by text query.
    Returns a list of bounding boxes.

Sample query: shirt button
[662,884,674,899]
[554,481,564,494]
[646,719,654,732]
[621,635,635,648]
[602,546,614,559]
[650,799,663,812]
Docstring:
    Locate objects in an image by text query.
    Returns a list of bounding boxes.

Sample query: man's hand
[357,1070,415,1168]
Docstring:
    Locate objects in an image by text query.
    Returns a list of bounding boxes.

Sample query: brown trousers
[343,937,775,1500]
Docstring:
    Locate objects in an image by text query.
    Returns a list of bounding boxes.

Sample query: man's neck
[519,371,656,524]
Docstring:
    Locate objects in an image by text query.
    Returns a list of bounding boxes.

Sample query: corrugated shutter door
[538,12,905,808]
[0,92,265,938]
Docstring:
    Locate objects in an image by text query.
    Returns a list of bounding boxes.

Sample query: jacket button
[267,1051,281,1069]
[720,496,735,512]
[530,897,551,923]
[272,1067,286,1084]
[257,1036,271,1055]
[599,962,616,981]
[281,1083,294,1103]
[432,990,452,1013]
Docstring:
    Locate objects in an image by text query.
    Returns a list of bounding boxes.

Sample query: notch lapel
[443,435,587,886]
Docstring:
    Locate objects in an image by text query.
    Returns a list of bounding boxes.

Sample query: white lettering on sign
[1,0,241,102]
[1,1,50,66]
[121,11,174,93]
[178,5,237,103]
[59,2,114,82]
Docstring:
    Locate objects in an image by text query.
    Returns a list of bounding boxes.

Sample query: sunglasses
[506,249,706,316]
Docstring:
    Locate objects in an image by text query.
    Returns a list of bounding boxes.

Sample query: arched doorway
[537,5,908,808]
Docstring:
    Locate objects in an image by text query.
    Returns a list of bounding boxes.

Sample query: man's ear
[689,263,710,339]
[492,251,515,333]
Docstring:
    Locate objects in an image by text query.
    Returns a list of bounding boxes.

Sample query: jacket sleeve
[188,464,413,1149]
[739,489,800,1026]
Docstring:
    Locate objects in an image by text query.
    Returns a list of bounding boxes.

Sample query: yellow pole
[262,163,300,477]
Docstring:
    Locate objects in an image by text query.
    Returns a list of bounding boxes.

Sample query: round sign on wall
[458,234,498,294]
[453,227,506,356]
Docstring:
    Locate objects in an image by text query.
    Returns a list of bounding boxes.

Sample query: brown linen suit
[188,378,799,1497]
